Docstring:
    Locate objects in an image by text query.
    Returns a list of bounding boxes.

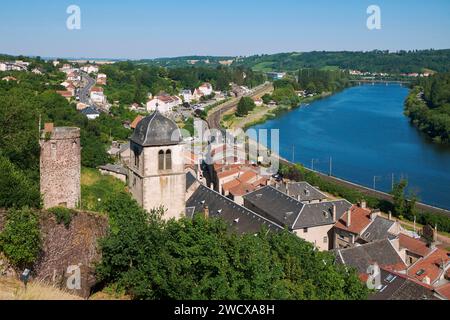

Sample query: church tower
[128,111,186,219]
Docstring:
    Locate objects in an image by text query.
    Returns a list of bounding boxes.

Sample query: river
[250,84,450,210]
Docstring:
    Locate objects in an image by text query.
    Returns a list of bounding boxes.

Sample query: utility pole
[311,159,314,171]
[292,145,295,163]
[391,173,395,191]
[329,156,333,176]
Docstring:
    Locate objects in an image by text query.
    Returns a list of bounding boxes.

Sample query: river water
[250,84,450,210]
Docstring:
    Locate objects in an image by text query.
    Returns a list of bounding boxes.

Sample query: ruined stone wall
[40,127,81,209]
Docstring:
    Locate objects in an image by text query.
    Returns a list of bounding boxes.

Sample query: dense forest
[298,69,350,93]
[235,49,450,73]
[404,72,450,144]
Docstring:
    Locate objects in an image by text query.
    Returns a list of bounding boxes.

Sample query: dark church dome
[130,111,182,147]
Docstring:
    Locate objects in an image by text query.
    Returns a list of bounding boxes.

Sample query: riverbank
[404,85,450,145]
[221,91,333,130]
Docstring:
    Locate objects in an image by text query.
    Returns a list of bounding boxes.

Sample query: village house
[274,181,328,204]
[1,76,17,82]
[333,203,402,249]
[398,233,434,266]
[197,82,213,96]
[32,68,43,75]
[90,86,106,105]
[67,71,81,82]
[180,89,193,103]
[146,95,182,113]
[81,65,99,74]
[56,90,74,100]
[81,106,100,120]
[192,88,204,101]
[335,239,408,277]
[97,73,107,85]
[253,97,263,107]
[243,186,352,250]
[186,184,284,235]
[406,246,450,286]
[369,267,439,300]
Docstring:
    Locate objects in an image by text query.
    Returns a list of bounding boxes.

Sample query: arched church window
[134,150,140,169]
[165,149,172,170]
[158,150,165,170]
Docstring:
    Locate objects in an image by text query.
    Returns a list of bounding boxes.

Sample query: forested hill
[404,72,450,144]
[235,49,450,73]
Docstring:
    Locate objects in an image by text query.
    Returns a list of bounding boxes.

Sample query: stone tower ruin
[40,123,81,209]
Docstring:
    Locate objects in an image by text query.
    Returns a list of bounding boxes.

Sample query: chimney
[388,211,392,221]
[203,205,209,219]
[370,209,379,221]
[297,195,301,202]
[347,209,352,227]
[44,122,54,133]
[360,200,367,209]
[332,204,337,222]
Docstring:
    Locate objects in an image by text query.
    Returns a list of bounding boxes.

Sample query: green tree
[392,180,408,217]
[236,97,256,117]
[96,193,368,300]
[0,207,42,269]
[0,155,41,209]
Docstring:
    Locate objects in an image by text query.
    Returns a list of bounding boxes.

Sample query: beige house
[243,186,352,251]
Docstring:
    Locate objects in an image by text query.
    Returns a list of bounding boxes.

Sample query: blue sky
[1,0,449,59]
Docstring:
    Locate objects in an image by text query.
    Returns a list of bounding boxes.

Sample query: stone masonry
[40,125,81,209]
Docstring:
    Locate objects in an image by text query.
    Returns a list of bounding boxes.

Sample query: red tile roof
[237,170,257,183]
[408,248,450,284]
[217,167,240,179]
[436,282,450,300]
[56,90,73,97]
[222,179,241,192]
[399,234,432,257]
[131,115,143,129]
[229,182,255,197]
[90,86,103,93]
[334,205,372,235]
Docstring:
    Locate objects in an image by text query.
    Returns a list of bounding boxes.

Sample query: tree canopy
[96,193,368,300]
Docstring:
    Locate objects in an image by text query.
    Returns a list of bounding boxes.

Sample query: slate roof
[243,186,351,229]
[130,111,182,147]
[293,200,351,229]
[98,164,128,176]
[81,106,100,115]
[186,185,284,235]
[369,268,438,300]
[186,171,197,191]
[359,216,396,242]
[275,181,327,202]
[335,239,407,274]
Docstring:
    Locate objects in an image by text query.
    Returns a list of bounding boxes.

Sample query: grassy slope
[80,167,126,212]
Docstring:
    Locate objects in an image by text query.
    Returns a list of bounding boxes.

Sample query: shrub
[0,207,42,269]
[48,207,75,228]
